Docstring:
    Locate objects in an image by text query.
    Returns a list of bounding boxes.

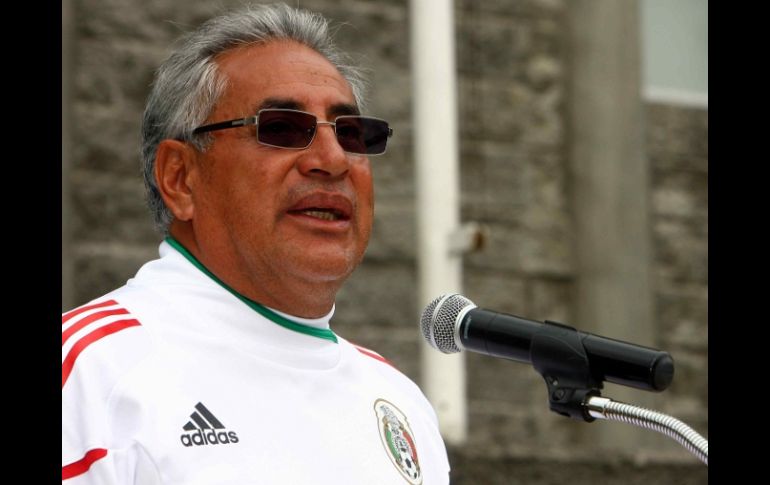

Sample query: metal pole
[410,0,466,444]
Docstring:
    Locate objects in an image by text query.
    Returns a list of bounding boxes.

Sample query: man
[62,3,450,483]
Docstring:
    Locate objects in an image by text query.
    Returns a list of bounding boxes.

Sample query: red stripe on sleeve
[354,345,396,369]
[62,308,131,346]
[62,300,118,325]
[62,319,141,388]
[62,448,108,480]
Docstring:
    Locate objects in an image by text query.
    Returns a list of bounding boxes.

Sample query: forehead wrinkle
[251,98,359,119]
[215,43,357,119]
[256,98,303,111]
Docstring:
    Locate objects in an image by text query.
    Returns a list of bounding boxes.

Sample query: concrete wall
[64,0,707,481]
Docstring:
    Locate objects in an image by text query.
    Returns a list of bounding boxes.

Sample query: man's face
[186,41,373,309]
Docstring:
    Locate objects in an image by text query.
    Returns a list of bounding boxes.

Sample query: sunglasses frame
[191,108,393,156]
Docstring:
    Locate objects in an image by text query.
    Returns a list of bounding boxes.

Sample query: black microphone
[420,294,674,392]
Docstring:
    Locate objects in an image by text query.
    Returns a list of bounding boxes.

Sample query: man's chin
[281,247,355,278]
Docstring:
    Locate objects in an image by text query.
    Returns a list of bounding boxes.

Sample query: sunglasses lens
[256,110,391,155]
[257,110,316,148]
[336,117,390,155]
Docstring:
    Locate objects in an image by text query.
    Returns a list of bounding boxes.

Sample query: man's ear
[154,139,197,222]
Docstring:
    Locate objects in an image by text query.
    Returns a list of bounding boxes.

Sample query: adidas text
[180,429,240,447]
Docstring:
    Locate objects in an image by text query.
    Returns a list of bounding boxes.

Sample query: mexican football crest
[374,398,422,484]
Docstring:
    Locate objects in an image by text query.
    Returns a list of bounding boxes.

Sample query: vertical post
[410,0,466,444]
[567,0,655,452]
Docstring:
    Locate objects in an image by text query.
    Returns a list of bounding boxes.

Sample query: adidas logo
[179,402,239,447]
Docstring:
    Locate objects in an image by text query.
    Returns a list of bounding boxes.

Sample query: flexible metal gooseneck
[585,396,708,465]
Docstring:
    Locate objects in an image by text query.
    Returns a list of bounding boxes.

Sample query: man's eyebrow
[328,103,360,117]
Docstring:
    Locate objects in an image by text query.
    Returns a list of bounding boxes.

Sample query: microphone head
[420,294,476,354]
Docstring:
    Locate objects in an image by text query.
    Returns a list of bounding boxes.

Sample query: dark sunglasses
[192,108,393,156]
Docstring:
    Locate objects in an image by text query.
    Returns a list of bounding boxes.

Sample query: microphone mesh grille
[420,294,475,354]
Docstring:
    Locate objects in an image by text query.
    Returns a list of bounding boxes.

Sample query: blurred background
[61,0,707,483]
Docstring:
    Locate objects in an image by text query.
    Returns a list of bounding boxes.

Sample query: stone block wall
[648,102,708,441]
[64,0,707,481]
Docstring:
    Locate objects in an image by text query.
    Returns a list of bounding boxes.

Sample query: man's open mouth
[287,192,353,223]
[293,208,347,221]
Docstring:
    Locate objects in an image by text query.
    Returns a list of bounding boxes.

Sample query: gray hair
[141,3,369,234]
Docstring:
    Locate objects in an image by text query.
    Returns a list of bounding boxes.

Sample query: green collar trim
[164,237,338,344]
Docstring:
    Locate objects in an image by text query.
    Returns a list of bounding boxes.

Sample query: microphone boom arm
[586,396,708,465]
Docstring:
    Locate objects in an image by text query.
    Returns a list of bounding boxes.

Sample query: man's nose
[296,122,351,178]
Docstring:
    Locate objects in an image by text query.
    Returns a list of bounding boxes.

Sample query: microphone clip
[530,320,603,422]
